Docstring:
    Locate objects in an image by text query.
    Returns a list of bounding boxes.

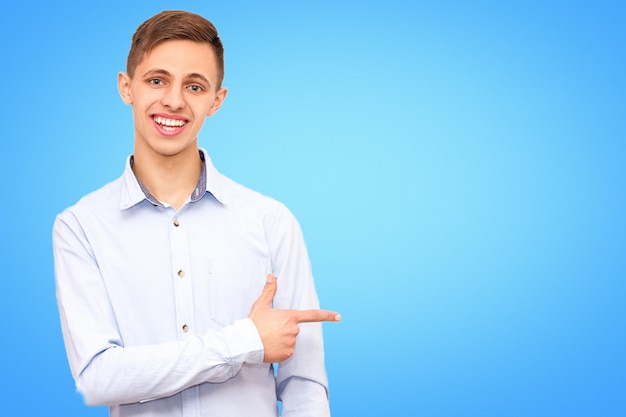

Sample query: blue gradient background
[1,1,624,416]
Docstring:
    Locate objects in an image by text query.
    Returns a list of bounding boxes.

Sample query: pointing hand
[248,274,341,363]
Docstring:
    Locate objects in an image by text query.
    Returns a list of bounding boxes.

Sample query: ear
[118,72,133,105]
[207,87,228,117]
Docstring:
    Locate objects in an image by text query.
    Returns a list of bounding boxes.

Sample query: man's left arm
[265,202,333,417]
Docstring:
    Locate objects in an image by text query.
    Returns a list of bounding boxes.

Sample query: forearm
[75,318,263,406]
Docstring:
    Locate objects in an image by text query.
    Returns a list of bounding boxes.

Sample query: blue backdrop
[1,1,624,415]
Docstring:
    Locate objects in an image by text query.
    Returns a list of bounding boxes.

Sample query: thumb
[254,274,277,308]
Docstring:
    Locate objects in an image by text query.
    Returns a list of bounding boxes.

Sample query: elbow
[75,359,125,407]
[77,387,104,407]
[76,374,112,407]
[73,346,130,407]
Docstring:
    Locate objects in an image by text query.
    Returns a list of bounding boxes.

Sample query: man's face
[118,39,227,158]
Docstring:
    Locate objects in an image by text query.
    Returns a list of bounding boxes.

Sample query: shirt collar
[119,148,227,210]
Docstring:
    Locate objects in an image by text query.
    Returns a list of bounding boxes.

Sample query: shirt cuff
[223,317,265,365]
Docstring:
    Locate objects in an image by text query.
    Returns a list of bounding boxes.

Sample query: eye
[148,78,163,86]
[188,84,203,93]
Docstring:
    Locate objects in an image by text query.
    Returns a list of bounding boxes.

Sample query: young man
[53,10,340,417]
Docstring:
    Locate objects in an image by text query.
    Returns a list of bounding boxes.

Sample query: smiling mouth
[153,116,188,132]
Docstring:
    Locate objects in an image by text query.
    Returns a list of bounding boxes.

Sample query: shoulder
[220,171,295,212]
[220,173,278,207]
[213,170,300,232]
[55,176,124,224]
[203,151,286,215]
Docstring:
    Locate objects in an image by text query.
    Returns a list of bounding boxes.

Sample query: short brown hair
[126,10,225,88]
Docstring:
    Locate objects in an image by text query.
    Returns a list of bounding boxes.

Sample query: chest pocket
[208,256,271,326]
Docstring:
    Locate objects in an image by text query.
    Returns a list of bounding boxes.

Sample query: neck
[132,144,202,210]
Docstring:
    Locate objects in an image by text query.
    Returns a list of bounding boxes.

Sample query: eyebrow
[187,72,213,89]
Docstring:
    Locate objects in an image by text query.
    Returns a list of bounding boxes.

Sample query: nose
[160,85,186,111]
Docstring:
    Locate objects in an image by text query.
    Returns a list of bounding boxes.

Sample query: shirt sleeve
[266,203,332,417]
[53,211,265,407]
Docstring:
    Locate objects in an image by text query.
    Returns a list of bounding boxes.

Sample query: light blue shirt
[53,149,330,417]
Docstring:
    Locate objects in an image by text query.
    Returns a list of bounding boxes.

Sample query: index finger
[291,309,342,324]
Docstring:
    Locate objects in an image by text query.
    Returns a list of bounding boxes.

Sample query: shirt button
[182,324,189,332]
[173,219,180,227]
[178,270,185,278]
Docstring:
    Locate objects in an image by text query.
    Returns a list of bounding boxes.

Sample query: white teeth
[154,116,186,127]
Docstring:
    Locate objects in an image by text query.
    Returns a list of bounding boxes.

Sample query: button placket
[169,213,194,339]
